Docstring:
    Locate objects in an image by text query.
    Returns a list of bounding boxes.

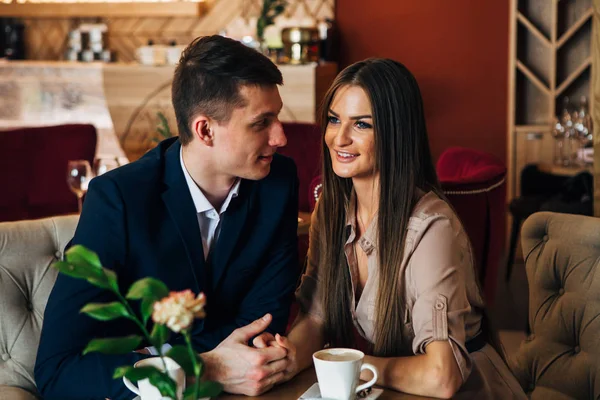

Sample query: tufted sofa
[511,211,600,399]
[0,215,78,399]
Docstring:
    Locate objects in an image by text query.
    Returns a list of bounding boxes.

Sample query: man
[35,35,299,400]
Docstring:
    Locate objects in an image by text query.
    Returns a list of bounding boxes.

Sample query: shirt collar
[345,190,377,247]
[180,146,240,215]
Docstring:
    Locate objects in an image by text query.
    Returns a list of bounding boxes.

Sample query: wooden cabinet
[507,0,596,202]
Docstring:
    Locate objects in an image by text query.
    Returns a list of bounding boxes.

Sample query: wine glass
[94,156,120,176]
[67,160,93,213]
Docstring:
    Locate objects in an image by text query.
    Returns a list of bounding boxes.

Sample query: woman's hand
[253,333,299,384]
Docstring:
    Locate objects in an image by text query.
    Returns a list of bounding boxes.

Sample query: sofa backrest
[0,124,96,222]
[512,211,600,399]
[0,215,78,394]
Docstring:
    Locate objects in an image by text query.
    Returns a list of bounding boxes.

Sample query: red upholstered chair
[436,147,507,304]
[0,124,97,222]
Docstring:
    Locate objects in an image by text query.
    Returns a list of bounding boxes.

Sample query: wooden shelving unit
[0,2,208,18]
[507,0,595,200]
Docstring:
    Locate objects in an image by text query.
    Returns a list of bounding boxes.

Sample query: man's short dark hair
[172,35,283,145]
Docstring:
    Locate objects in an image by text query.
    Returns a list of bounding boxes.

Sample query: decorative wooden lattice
[21,0,334,62]
[508,0,595,199]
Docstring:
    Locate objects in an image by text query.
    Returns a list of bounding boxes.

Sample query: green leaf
[101,268,119,293]
[148,371,177,399]
[53,246,119,293]
[113,365,156,381]
[66,245,102,269]
[82,335,143,355]
[165,345,201,377]
[156,112,172,139]
[126,278,169,301]
[141,297,156,325]
[113,365,134,379]
[80,302,132,321]
[150,323,170,349]
[52,260,103,282]
[114,365,178,399]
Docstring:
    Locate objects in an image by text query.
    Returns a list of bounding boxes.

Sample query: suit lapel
[211,179,256,291]
[161,141,207,295]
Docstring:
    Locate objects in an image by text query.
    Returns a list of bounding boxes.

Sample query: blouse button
[435,301,445,310]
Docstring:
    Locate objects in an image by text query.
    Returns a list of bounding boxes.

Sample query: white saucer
[298,383,383,399]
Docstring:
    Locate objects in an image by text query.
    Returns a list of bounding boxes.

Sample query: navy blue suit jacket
[35,138,299,400]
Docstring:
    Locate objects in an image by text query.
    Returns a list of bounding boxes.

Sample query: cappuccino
[315,352,361,362]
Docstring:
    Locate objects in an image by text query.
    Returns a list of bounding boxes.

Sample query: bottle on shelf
[559,96,581,167]
[551,117,565,166]
[574,96,593,165]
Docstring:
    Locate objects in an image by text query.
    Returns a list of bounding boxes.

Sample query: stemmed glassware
[67,160,93,213]
[94,156,120,176]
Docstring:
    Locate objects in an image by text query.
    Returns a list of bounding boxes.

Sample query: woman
[255,58,526,399]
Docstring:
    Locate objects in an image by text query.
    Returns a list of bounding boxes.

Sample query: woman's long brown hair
[318,59,442,356]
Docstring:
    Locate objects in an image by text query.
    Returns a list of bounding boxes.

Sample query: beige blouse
[296,191,526,399]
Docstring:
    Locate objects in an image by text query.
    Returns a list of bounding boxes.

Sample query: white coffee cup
[313,348,378,400]
[123,357,185,400]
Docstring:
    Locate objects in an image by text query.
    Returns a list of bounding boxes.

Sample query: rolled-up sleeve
[295,201,324,320]
[409,215,472,383]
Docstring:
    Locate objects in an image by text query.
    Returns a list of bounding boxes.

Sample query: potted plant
[53,245,222,399]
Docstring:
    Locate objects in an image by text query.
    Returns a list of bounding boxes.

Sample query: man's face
[211,85,287,181]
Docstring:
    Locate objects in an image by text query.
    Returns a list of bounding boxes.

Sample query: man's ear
[191,115,214,146]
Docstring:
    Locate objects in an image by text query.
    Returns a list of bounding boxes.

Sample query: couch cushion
[512,212,600,399]
[0,216,78,394]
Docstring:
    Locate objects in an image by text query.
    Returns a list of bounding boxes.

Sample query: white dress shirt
[180,146,241,260]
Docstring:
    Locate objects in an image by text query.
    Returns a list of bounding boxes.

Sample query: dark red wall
[336,0,510,163]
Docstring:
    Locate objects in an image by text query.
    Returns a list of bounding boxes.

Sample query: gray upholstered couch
[0,215,78,399]
[511,211,600,399]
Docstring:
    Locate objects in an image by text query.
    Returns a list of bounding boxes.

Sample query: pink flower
[152,290,206,332]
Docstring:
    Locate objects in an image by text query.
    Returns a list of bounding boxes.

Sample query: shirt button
[574,346,581,354]
[558,288,565,296]
[543,235,549,242]
[1,354,10,361]
[435,302,445,310]
[54,251,62,259]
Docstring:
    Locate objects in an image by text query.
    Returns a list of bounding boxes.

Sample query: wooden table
[218,368,435,399]
[538,162,593,176]
[298,212,311,236]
